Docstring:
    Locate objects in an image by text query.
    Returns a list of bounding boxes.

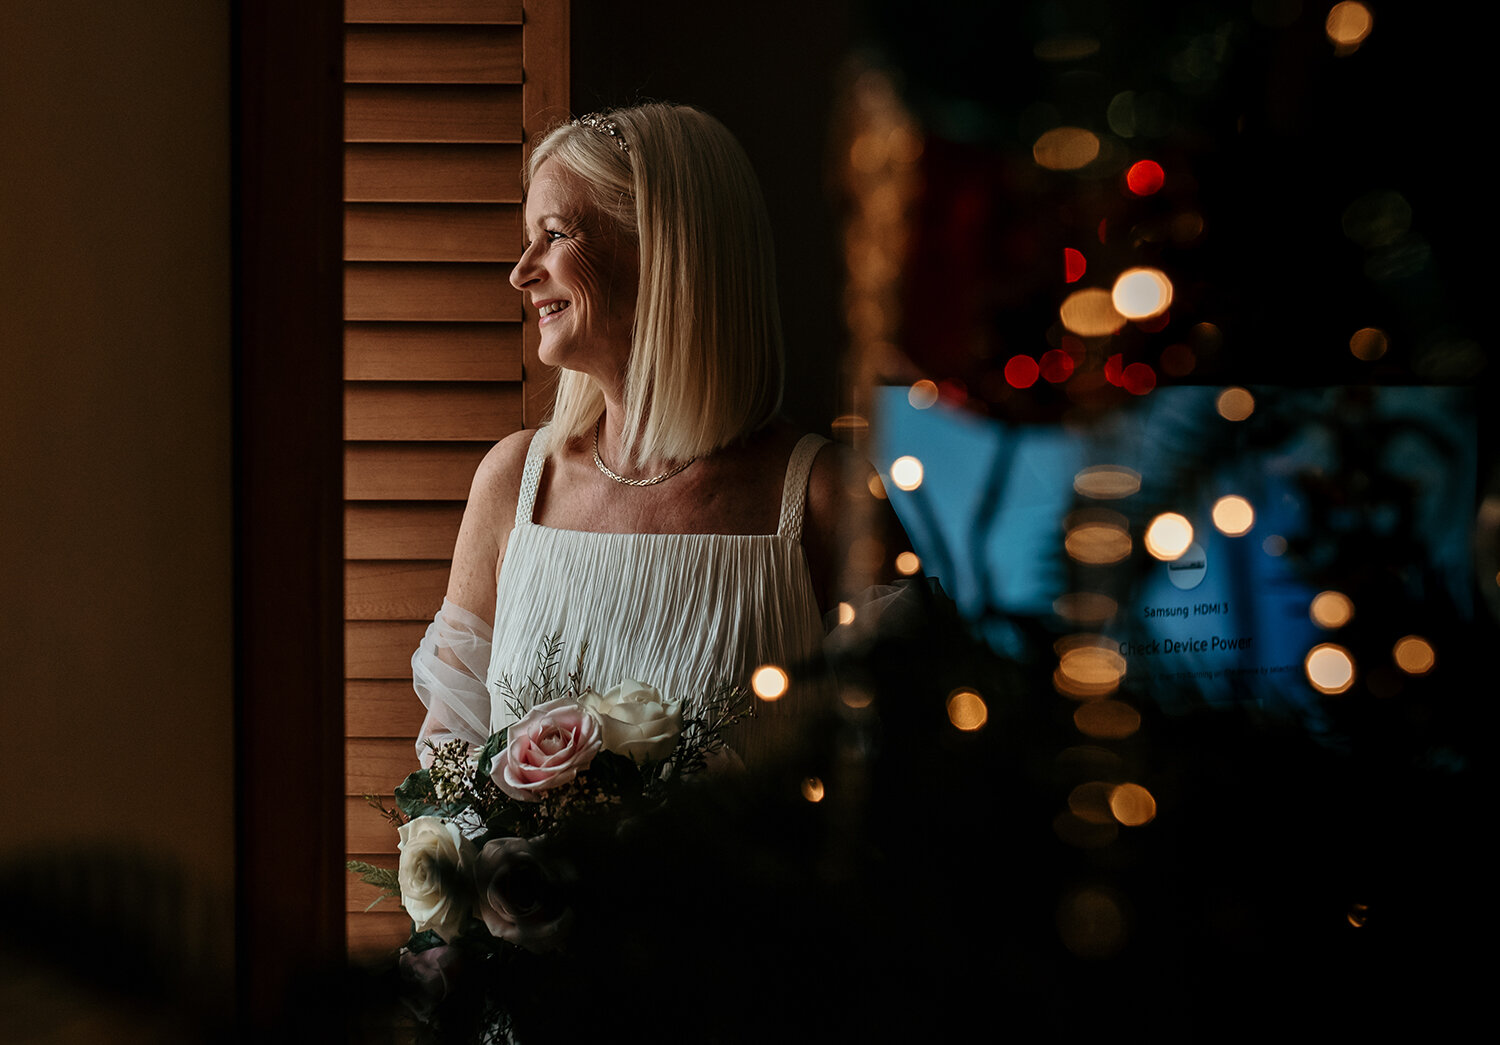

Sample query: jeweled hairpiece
[575,112,629,153]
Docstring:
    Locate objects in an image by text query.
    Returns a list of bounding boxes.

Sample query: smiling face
[510,160,639,388]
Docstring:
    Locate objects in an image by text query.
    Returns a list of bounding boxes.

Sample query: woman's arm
[412,430,536,761]
[802,441,914,616]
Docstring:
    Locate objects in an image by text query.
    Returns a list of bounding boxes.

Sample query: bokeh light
[1034,35,1101,61]
[1305,643,1356,694]
[1160,342,1196,376]
[1053,592,1120,624]
[840,686,872,709]
[1121,362,1157,395]
[1073,465,1142,500]
[1145,512,1194,560]
[946,688,988,731]
[1058,643,1127,693]
[1074,700,1140,739]
[907,379,939,409]
[836,601,856,626]
[1125,159,1165,196]
[1040,348,1076,383]
[1057,887,1127,958]
[1216,386,1255,421]
[866,472,888,500]
[751,664,789,701]
[1112,267,1173,319]
[1212,495,1255,536]
[1109,783,1157,826]
[894,550,921,575]
[1350,327,1388,361]
[1263,534,1288,556]
[1310,590,1354,629]
[1065,247,1086,282]
[1068,782,1116,824]
[1393,635,1436,675]
[1033,127,1101,170]
[1326,1,1373,52]
[1104,353,1125,385]
[1060,287,1128,336]
[1053,811,1119,849]
[1005,354,1041,388]
[1065,512,1133,565]
[1348,902,1370,928]
[801,777,825,802]
[889,455,924,491]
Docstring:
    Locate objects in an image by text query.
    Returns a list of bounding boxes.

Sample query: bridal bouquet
[349,637,748,1034]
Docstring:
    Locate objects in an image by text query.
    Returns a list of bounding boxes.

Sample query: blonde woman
[413,103,900,764]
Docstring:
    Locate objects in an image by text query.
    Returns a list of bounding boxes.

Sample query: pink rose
[474,837,572,952]
[489,696,603,801]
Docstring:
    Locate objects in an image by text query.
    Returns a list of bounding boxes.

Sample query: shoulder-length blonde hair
[524,103,784,464]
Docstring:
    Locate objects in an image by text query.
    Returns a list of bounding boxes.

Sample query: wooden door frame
[233,0,345,1026]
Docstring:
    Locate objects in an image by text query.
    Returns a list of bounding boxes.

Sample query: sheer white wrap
[412,599,494,765]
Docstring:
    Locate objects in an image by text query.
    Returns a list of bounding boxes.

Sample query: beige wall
[0,0,234,1008]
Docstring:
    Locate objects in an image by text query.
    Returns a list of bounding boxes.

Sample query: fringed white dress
[413,426,829,764]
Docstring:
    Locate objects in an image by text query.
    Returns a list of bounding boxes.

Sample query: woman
[413,103,897,763]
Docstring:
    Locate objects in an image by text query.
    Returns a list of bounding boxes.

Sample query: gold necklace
[592,420,698,487]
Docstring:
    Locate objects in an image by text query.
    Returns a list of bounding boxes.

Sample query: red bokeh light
[1160,343,1196,376]
[1097,218,1108,244]
[1064,247,1087,283]
[1126,160,1165,196]
[1135,310,1171,333]
[1004,355,1040,388]
[937,379,968,406]
[1104,353,1124,386]
[1122,362,1157,395]
[1039,348,1075,383]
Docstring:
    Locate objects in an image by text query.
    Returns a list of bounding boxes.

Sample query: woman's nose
[509,242,540,290]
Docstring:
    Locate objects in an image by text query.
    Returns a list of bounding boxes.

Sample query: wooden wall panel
[343,0,565,959]
[344,382,523,440]
[345,262,517,321]
[345,443,490,500]
[345,26,521,83]
[345,322,522,381]
[345,85,522,142]
[346,679,428,735]
[346,143,521,202]
[346,0,522,24]
[345,203,520,261]
[346,560,450,620]
[345,503,465,559]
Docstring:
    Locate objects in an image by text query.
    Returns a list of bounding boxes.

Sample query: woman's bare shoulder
[468,428,540,512]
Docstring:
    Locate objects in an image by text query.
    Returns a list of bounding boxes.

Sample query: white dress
[414,426,830,763]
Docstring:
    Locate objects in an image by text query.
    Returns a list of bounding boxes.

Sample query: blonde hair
[525,104,784,465]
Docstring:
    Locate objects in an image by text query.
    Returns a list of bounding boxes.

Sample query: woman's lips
[537,300,570,324]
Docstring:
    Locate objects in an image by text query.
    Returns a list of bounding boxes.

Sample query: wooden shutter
[342,0,568,957]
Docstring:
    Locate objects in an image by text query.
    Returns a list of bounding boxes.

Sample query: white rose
[579,680,683,762]
[397,816,476,943]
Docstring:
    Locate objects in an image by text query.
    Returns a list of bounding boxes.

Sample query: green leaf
[394,768,444,820]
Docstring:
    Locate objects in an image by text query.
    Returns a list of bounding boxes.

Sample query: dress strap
[514,427,551,527]
[776,433,831,541]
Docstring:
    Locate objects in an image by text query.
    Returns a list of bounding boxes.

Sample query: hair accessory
[575,112,629,153]
[593,420,696,487]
